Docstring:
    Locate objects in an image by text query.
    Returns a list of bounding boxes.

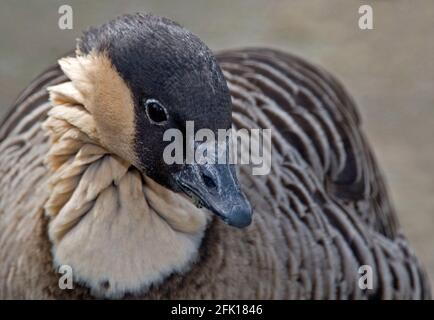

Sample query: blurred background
[1,0,433,291]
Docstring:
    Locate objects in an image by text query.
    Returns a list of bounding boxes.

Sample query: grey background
[1,0,433,292]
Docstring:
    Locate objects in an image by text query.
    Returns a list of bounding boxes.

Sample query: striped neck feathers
[42,55,210,298]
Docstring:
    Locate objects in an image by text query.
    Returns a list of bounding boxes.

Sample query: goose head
[60,13,252,228]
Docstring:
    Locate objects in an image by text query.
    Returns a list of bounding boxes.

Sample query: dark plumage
[80,14,232,190]
[0,13,430,299]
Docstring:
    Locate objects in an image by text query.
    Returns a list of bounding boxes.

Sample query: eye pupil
[145,99,168,124]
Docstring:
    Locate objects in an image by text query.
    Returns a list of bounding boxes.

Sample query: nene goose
[0,13,430,299]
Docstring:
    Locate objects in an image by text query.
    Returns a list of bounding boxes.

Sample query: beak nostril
[201,172,217,189]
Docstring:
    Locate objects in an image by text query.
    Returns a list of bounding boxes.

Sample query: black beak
[174,162,252,228]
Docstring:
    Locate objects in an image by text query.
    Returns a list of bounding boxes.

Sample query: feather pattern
[0,48,430,299]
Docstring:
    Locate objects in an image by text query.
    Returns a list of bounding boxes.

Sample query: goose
[0,13,430,299]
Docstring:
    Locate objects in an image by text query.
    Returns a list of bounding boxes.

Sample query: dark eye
[144,99,168,124]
